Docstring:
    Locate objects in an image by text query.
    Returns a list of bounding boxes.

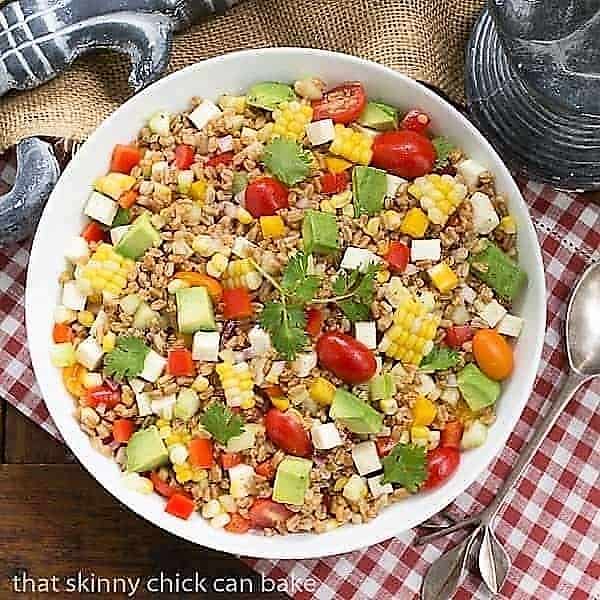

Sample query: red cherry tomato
[424,447,460,489]
[81,222,107,243]
[248,498,293,529]
[305,308,324,338]
[444,326,476,349]
[384,241,410,273]
[265,408,313,457]
[401,109,431,134]
[206,151,234,167]
[319,171,349,194]
[255,459,277,480]
[245,177,289,217]
[312,82,367,124]
[375,437,397,458]
[371,130,436,178]
[149,471,185,498]
[316,331,377,384]
[85,385,120,409]
[174,144,195,169]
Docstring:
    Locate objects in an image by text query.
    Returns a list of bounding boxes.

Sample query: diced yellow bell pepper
[412,395,437,426]
[428,262,459,293]
[102,331,116,353]
[93,173,136,200]
[325,156,353,174]
[190,180,208,204]
[271,397,290,411]
[500,215,517,234]
[309,377,336,406]
[260,215,286,239]
[400,207,430,238]
[411,425,430,444]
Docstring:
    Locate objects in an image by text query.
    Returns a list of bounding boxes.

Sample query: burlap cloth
[0,0,485,152]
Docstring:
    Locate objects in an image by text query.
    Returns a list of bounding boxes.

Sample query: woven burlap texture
[0,0,485,151]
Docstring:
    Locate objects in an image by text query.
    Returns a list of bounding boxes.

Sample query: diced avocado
[469,241,527,302]
[370,373,395,402]
[232,172,248,195]
[352,166,387,216]
[115,213,160,260]
[132,302,159,330]
[175,286,216,334]
[174,388,200,421]
[93,172,136,201]
[272,456,312,506]
[126,425,168,472]
[247,82,295,111]
[302,209,339,255]
[330,389,383,434]
[457,364,501,412]
[112,207,131,227]
[358,101,398,130]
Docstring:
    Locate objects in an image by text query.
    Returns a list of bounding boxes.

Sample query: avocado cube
[247,82,295,111]
[272,457,312,506]
[457,364,501,412]
[115,213,160,260]
[352,166,387,217]
[358,101,398,131]
[370,374,395,402]
[175,286,216,334]
[330,389,383,434]
[126,426,168,472]
[302,209,339,255]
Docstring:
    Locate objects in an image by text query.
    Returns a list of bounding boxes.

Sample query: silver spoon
[420,260,600,599]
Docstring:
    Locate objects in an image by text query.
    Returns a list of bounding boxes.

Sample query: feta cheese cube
[470,191,500,235]
[292,351,317,377]
[192,331,220,362]
[497,314,524,338]
[217,135,234,153]
[64,236,90,264]
[139,350,167,383]
[110,225,130,246]
[340,247,382,272]
[229,464,256,499]
[351,441,382,476]
[75,337,104,370]
[129,378,146,394]
[188,99,222,131]
[386,173,407,197]
[62,281,87,311]
[459,284,477,304]
[84,191,118,226]
[411,239,442,262]
[231,236,256,258]
[478,299,507,327]
[456,159,487,191]
[306,118,335,146]
[342,474,368,503]
[311,422,343,450]
[367,474,393,498]
[135,392,153,417]
[354,321,377,349]
[248,325,272,356]
[150,394,177,419]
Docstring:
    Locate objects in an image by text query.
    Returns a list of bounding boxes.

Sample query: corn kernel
[411,425,430,445]
[325,156,353,174]
[122,472,154,494]
[400,208,430,238]
[260,215,286,239]
[366,217,381,237]
[206,253,229,278]
[330,124,373,165]
[236,207,254,225]
[500,215,517,234]
[77,310,94,327]
[382,210,402,231]
[191,375,210,393]
[271,396,290,411]
[271,101,313,141]
[409,174,468,226]
[428,262,459,293]
[222,259,262,290]
[309,377,336,406]
[240,396,256,410]
[412,395,437,426]
[376,269,390,284]
[190,180,207,204]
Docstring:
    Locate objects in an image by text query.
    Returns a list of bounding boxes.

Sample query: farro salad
[50,78,527,534]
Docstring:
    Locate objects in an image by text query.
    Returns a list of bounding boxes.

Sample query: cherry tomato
[206,151,234,167]
[316,331,377,384]
[225,513,252,533]
[319,171,349,194]
[440,421,464,449]
[305,308,324,338]
[220,452,242,469]
[312,82,367,124]
[248,498,293,529]
[472,329,514,381]
[85,385,120,409]
[424,447,460,489]
[371,130,436,178]
[401,109,431,134]
[149,471,185,498]
[255,459,277,480]
[444,325,476,349]
[174,144,195,169]
[245,177,289,217]
[265,408,313,457]
[375,437,397,458]
[81,222,107,243]
[384,241,410,273]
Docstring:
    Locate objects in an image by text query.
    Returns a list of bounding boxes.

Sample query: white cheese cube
[386,173,407,197]
[470,191,500,235]
[231,237,256,258]
[229,464,256,499]
[54,305,77,324]
[64,236,90,264]
[188,99,222,131]
[342,474,367,503]
[367,474,393,498]
[354,321,377,349]
[129,378,146,394]
[84,191,118,226]
[479,299,507,327]
[248,325,272,356]
[351,441,382,476]
[110,225,130,246]
[192,331,220,362]
[150,394,177,419]
[459,284,477,304]
[311,422,343,450]
[411,239,442,262]
[292,351,317,377]
[62,281,87,311]
[306,118,335,146]
[497,314,524,338]
[456,159,487,191]
[217,135,234,153]
[75,337,104,370]
[340,247,382,272]
[139,350,167,383]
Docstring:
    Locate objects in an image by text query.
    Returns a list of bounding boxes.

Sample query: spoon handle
[483,371,589,522]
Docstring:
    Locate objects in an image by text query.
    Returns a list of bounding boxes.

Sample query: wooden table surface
[0,401,288,599]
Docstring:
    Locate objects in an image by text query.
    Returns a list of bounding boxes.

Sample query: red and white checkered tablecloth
[0,153,598,599]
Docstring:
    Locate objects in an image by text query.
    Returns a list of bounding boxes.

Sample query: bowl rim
[26,47,546,559]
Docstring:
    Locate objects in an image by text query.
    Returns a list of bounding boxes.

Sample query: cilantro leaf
[262,138,312,186]
[281,251,320,303]
[432,137,456,168]
[381,443,427,492]
[331,264,378,322]
[201,403,245,445]
[104,335,150,380]
[420,345,460,371]
[337,299,371,322]
[260,301,308,360]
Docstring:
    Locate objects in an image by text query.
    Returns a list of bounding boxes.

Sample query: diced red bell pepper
[85,385,121,409]
[112,419,136,443]
[224,513,252,533]
[220,452,242,469]
[444,326,475,348]
[305,307,324,338]
[222,288,254,320]
[384,241,410,273]
[110,144,141,174]
[52,323,73,343]
[175,144,195,169]
[167,348,195,377]
[149,471,185,498]
[319,171,349,194]
[375,436,397,458]
[165,493,196,520]
[206,151,234,167]
[81,222,106,243]
[118,189,138,209]
[263,385,284,399]
[255,460,276,481]
[188,438,214,469]
[401,109,431,134]
[440,421,464,449]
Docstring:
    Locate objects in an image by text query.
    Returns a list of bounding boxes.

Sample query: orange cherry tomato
[173,272,223,301]
[224,513,251,533]
[472,328,514,381]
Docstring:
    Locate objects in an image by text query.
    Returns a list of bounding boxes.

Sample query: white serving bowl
[26,48,546,559]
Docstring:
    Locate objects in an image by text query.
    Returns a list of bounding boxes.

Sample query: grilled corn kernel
[236,207,254,225]
[330,124,373,165]
[218,94,247,114]
[77,310,95,327]
[206,253,229,278]
[309,377,336,406]
[202,499,223,519]
[216,361,256,408]
[428,262,459,293]
[411,425,430,445]
[400,208,430,238]
[260,215,286,238]
[408,174,468,225]
[382,210,402,231]
[173,462,193,483]
[376,269,390,284]
[80,244,135,296]
[500,215,517,234]
[271,396,290,411]
[412,395,437,426]
[366,217,381,237]
[190,180,208,204]
[271,101,313,141]
[222,259,263,290]
[325,156,353,174]
[191,375,210,393]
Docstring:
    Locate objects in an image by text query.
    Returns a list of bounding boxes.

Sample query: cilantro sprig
[201,403,245,445]
[104,335,149,380]
[432,137,456,169]
[381,443,427,492]
[262,138,312,186]
[420,345,460,371]
[325,263,378,322]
